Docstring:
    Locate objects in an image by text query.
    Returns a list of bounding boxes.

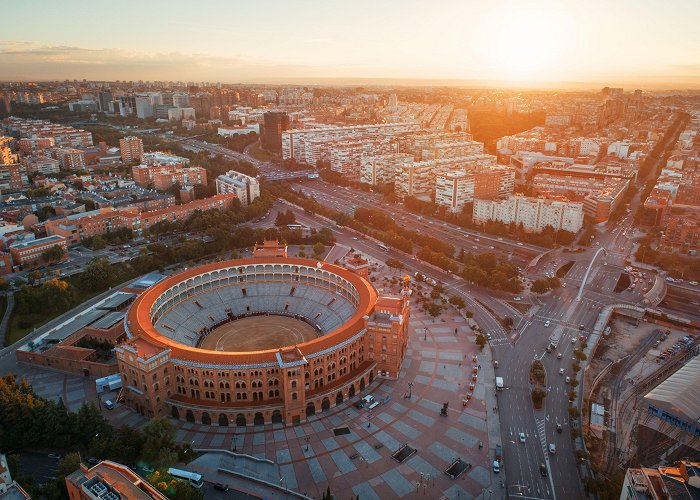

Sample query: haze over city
[3,0,700,88]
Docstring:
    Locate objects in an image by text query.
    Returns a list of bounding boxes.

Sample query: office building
[262,112,290,154]
[435,167,508,213]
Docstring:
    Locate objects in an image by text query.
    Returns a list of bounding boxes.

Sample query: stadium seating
[156,278,358,347]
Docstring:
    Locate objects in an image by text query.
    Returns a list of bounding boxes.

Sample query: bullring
[116,256,411,426]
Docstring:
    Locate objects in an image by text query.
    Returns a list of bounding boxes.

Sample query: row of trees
[531,276,562,294]
[274,185,525,294]
[0,375,202,499]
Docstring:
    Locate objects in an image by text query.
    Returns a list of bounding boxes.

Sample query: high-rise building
[135,96,154,119]
[120,136,144,163]
[97,90,113,113]
[216,170,260,206]
[262,112,290,154]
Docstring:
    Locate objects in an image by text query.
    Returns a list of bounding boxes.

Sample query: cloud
[0,41,338,82]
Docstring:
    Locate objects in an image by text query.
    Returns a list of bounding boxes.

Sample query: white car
[544,320,551,327]
[518,432,526,443]
[559,368,565,375]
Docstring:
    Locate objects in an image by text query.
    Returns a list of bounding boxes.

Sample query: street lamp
[367,408,373,428]
[305,436,310,452]
[408,382,414,399]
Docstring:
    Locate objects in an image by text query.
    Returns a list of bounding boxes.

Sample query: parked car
[540,463,548,476]
[549,443,557,454]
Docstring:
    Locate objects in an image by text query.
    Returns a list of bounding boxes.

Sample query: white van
[492,460,500,473]
[362,395,375,405]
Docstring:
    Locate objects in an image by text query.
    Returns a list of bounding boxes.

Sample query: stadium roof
[98,292,136,311]
[91,311,125,330]
[644,357,700,423]
[45,309,108,342]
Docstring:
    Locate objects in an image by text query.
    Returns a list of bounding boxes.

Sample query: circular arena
[118,257,410,426]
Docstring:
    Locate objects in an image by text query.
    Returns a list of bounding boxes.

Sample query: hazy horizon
[2,0,700,89]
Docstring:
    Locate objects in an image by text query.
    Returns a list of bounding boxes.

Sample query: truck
[95,374,122,393]
[495,376,504,390]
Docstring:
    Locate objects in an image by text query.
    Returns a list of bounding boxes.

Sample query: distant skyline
[2,0,700,89]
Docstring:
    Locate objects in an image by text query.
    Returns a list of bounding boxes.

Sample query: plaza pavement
[14,302,505,499]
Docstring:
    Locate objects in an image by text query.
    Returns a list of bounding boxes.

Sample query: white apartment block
[281,122,420,164]
[473,195,584,233]
[215,170,260,206]
[329,138,395,180]
[395,154,498,198]
[360,153,414,185]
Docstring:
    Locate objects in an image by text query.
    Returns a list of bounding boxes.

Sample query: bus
[167,468,203,489]
[378,243,389,252]
[287,224,302,231]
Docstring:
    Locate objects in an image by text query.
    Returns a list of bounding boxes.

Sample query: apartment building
[659,215,700,254]
[132,164,207,190]
[532,173,629,223]
[395,154,499,198]
[120,136,144,163]
[0,163,29,191]
[215,170,260,206]
[281,122,420,164]
[46,194,237,242]
[0,146,17,165]
[23,155,60,175]
[360,153,414,185]
[473,195,584,233]
[141,152,190,167]
[329,138,395,180]
[9,235,68,268]
[1,117,93,148]
[66,460,167,500]
[435,167,511,213]
[54,148,87,169]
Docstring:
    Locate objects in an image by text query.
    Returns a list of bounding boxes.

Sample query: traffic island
[530,359,547,410]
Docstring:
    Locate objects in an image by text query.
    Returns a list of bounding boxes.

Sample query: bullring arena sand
[199,315,320,352]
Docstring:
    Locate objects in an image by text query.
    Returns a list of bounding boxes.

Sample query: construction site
[582,309,700,484]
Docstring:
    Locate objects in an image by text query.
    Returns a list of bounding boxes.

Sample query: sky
[2,0,700,88]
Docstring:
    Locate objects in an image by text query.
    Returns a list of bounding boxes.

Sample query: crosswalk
[535,417,548,454]
[489,337,511,347]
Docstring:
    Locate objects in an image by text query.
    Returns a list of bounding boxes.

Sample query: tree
[58,453,82,478]
[79,258,115,292]
[274,210,296,227]
[475,333,487,351]
[385,258,405,269]
[313,242,325,258]
[448,295,465,309]
[502,316,514,329]
[465,310,474,319]
[424,302,442,318]
[568,406,580,419]
[531,279,551,294]
[142,418,178,468]
[41,244,66,263]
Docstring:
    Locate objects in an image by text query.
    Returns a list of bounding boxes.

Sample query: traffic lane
[295,183,544,256]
